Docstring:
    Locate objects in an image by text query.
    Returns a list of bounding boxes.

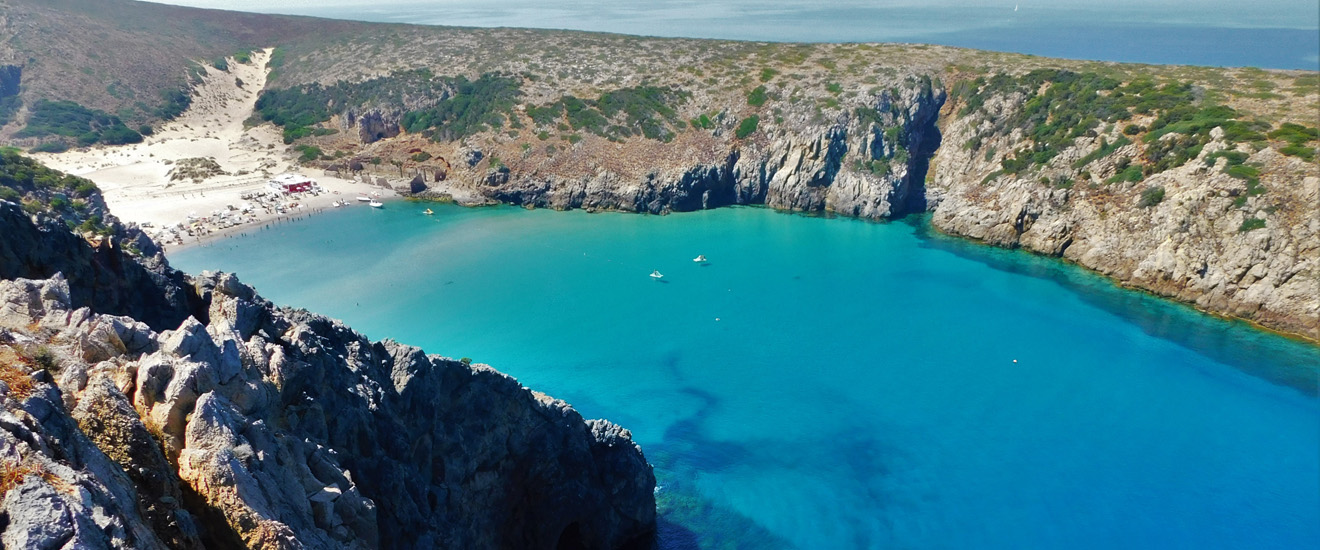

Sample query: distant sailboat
[650,270,664,279]
[1014,4,1019,11]
[693,255,706,262]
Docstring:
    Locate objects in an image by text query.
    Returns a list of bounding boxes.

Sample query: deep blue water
[172,204,1320,549]
[283,2,1320,70]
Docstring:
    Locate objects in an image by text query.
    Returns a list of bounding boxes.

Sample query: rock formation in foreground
[0,200,656,549]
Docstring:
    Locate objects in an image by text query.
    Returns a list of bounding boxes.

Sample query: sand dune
[32,48,390,248]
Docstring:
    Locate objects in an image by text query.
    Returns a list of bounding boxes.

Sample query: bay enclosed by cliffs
[174,203,1320,549]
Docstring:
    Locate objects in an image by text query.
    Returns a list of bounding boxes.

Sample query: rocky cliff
[0,196,655,547]
[0,201,201,333]
[926,74,1318,339]
[467,83,944,220]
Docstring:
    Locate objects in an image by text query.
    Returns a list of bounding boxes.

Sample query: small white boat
[369,200,384,208]
[356,195,371,202]
[423,208,435,215]
[693,255,706,262]
[649,270,664,279]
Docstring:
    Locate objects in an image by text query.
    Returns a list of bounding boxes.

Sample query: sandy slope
[31,48,393,247]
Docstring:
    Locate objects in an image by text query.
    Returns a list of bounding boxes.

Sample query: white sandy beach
[30,48,396,249]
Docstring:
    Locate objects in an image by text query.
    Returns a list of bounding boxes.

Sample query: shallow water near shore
[172,203,1320,549]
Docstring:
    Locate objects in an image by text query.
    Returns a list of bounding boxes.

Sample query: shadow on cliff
[903,214,1320,396]
[899,115,943,216]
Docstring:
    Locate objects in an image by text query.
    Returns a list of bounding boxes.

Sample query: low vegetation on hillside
[0,147,110,234]
[951,69,1318,187]
[17,100,144,150]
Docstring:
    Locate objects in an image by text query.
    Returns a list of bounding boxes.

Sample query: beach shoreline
[27,47,403,251]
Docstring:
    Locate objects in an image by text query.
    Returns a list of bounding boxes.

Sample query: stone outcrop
[0,270,655,549]
[342,109,402,144]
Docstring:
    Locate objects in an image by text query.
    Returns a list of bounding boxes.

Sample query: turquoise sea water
[172,204,1320,549]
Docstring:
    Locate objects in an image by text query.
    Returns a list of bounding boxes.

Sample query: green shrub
[71,181,98,198]
[1267,122,1319,145]
[295,145,323,162]
[759,68,778,82]
[1279,144,1316,161]
[1245,178,1266,196]
[410,151,432,162]
[527,103,563,126]
[155,87,192,120]
[1139,186,1165,207]
[0,186,20,202]
[0,96,20,127]
[747,85,768,107]
[1106,165,1144,184]
[32,346,58,372]
[1072,137,1131,168]
[735,115,759,139]
[29,141,69,154]
[824,82,843,94]
[1224,163,1260,180]
[1239,218,1266,232]
[212,58,229,71]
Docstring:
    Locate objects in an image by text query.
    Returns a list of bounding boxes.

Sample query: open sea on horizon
[172,204,1320,549]
[278,2,1320,70]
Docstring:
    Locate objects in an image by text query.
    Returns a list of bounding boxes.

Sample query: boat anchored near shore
[423,208,435,215]
[650,270,664,279]
[369,200,384,208]
[693,255,707,262]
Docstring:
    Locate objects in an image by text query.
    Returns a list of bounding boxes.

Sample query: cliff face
[0,199,655,547]
[469,84,945,221]
[927,93,1319,339]
[0,201,202,333]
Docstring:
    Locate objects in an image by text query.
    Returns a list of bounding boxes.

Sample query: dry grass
[0,346,38,399]
[0,459,42,500]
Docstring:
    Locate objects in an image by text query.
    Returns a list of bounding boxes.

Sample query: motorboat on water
[693,255,707,262]
[369,200,384,208]
[423,208,435,215]
[649,270,664,279]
